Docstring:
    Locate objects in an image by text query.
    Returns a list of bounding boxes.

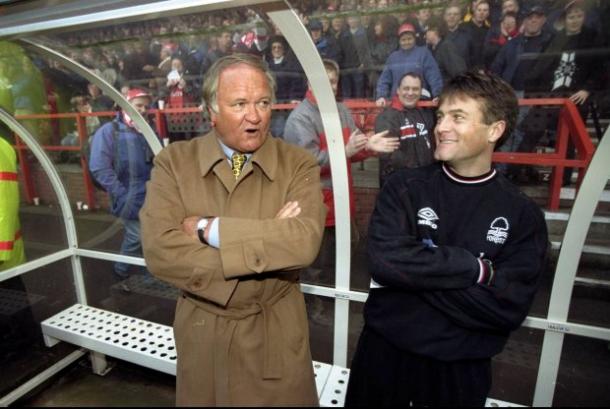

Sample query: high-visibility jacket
[0,137,25,271]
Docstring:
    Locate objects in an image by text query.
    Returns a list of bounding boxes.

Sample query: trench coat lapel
[198,131,278,191]
[197,131,234,192]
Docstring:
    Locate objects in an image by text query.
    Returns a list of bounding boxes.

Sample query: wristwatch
[196,218,209,244]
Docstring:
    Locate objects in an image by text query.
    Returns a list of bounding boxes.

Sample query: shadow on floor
[18,357,176,407]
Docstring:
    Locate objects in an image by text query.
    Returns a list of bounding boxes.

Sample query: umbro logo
[417,207,439,230]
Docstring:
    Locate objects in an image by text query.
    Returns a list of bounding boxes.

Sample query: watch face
[197,218,208,231]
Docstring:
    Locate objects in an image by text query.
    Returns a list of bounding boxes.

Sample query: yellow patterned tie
[231,152,247,180]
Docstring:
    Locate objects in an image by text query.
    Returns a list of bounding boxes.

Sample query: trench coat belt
[182,282,298,402]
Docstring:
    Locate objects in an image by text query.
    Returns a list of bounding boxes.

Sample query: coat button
[192,278,203,288]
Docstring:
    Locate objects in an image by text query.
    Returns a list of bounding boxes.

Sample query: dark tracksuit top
[364,163,549,361]
[374,96,436,186]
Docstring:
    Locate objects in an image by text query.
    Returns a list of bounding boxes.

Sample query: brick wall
[354,187,379,237]
[18,163,110,210]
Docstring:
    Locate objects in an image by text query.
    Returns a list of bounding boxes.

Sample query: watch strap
[197,218,208,244]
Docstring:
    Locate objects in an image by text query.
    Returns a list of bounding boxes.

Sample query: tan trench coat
[140,131,326,406]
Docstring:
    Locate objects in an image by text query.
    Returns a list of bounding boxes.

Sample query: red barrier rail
[338,98,594,210]
[12,98,594,211]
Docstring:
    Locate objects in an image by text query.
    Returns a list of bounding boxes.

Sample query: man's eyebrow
[438,108,468,115]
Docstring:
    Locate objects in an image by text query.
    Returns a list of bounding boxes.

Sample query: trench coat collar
[198,130,278,181]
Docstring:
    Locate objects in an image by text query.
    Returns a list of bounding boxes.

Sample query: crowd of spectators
[33,0,609,145]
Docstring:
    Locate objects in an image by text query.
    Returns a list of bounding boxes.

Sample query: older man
[374,72,436,186]
[140,54,325,406]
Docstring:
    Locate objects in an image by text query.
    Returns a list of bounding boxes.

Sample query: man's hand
[375,97,387,107]
[275,201,301,219]
[345,129,368,158]
[181,216,201,240]
[569,90,589,105]
[366,130,400,153]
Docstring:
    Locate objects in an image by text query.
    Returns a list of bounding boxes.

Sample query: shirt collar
[442,163,496,184]
[217,138,252,163]
[197,130,277,181]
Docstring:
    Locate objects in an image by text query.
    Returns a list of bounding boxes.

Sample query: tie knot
[231,152,247,179]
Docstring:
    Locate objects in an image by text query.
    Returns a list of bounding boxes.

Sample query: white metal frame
[0,0,609,406]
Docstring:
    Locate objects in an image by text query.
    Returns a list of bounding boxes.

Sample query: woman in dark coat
[367,16,398,99]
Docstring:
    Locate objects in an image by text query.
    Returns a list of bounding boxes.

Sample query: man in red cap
[89,88,156,289]
[375,22,443,107]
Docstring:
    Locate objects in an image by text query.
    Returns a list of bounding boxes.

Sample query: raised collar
[197,130,277,181]
[442,163,496,185]
[305,89,317,105]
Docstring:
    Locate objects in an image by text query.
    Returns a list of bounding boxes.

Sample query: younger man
[346,71,549,406]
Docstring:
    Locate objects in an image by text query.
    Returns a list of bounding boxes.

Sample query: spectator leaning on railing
[375,22,443,106]
[375,71,436,187]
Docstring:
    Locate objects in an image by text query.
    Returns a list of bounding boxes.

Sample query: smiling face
[210,64,272,153]
[434,95,504,176]
[399,32,416,50]
[397,75,422,108]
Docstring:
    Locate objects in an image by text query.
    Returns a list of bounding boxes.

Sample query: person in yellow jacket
[0,136,26,271]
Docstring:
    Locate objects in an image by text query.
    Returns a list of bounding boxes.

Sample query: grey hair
[202,53,277,113]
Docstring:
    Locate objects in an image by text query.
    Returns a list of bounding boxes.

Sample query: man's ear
[208,108,217,125]
[488,120,506,144]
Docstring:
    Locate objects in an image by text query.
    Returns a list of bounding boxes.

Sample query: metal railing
[11,98,595,211]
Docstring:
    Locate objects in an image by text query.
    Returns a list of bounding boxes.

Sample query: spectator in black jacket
[374,72,436,186]
[413,1,433,46]
[340,14,371,98]
[461,0,491,68]
[442,3,475,67]
[426,25,468,82]
[345,71,548,407]
[309,19,341,63]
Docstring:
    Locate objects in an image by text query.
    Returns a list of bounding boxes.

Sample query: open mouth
[245,128,259,134]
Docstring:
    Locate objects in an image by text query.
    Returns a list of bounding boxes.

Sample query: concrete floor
[3,161,610,406]
[20,357,175,407]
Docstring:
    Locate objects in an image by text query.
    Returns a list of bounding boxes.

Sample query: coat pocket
[275,291,308,354]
